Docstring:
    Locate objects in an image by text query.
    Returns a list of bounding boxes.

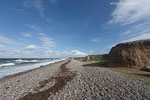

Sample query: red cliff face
[108,40,150,67]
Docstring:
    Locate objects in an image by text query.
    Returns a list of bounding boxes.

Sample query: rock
[108,39,150,67]
[140,66,150,72]
[87,55,91,61]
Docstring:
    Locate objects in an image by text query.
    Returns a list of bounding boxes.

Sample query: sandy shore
[1,59,150,100]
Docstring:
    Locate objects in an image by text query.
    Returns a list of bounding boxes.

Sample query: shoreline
[0,60,69,100]
[0,59,66,82]
[1,60,150,100]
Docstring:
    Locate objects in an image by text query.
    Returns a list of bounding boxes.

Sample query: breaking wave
[15,59,38,63]
[0,63,15,67]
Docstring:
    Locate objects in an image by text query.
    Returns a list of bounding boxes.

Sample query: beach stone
[1,59,150,100]
[140,66,150,72]
[51,60,150,100]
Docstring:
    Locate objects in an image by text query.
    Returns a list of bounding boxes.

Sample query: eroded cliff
[108,40,150,67]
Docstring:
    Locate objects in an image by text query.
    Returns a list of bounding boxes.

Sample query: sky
[0,0,150,58]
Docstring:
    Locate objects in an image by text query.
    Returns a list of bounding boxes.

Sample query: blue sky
[0,0,150,58]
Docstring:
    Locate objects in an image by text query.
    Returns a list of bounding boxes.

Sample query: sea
[0,58,65,78]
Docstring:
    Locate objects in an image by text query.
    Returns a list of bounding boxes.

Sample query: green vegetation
[87,54,108,63]
[122,73,150,85]
[74,57,87,61]
[74,54,108,67]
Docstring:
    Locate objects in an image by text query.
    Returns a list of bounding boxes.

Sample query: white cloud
[39,33,55,47]
[0,35,17,45]
[107,34,150,48]
[16,8,26,13]
[0,45,40,58]
[40,37,55,47]
[89,51,94,54]
[0,44,87,58]
[70,50,87,56]
[44,50,87,57]
[24,45,38,50]
[25,24,40,31]
[109,0,150,25]
[23,33,32,37]
[23,0,45,18]
[121,22,150,37]
[108,0,150,48]
[0,44,4,48]
[0,45,17,57]
[18,38,28,43]
[91,38,101,43]
[122,33,150,42]
[39,33,47,37]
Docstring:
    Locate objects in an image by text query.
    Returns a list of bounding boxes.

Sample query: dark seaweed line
[18,60,76,100]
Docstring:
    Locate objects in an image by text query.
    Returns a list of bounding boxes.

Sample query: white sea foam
[0,59,66,78]
[0,63,15,68]
[15,59,38,63]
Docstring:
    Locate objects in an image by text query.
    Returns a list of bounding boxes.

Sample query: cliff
[108,39,150,67]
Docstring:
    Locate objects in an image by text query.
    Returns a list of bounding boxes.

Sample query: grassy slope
[74,54,108,63]
[87,54,108,63]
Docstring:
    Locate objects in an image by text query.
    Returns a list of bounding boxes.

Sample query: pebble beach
[0,59,150,100]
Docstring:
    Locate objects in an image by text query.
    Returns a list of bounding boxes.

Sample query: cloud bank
[0,45,87,58]
[0,34,86,58]
[44,50,87,57]
[39,33,56,47]
[110,0,150,25]
[0,35,17,45]
[109,0,150,44]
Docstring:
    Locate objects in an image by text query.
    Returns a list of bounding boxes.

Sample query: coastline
[1,59,150,100]
[0,59,69,100]
[18,60,76,100]
[0,59,66,81]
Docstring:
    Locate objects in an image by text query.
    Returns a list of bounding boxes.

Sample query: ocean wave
[15,59,38,63]
[0,63,15,67]
[0,58,65,78]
